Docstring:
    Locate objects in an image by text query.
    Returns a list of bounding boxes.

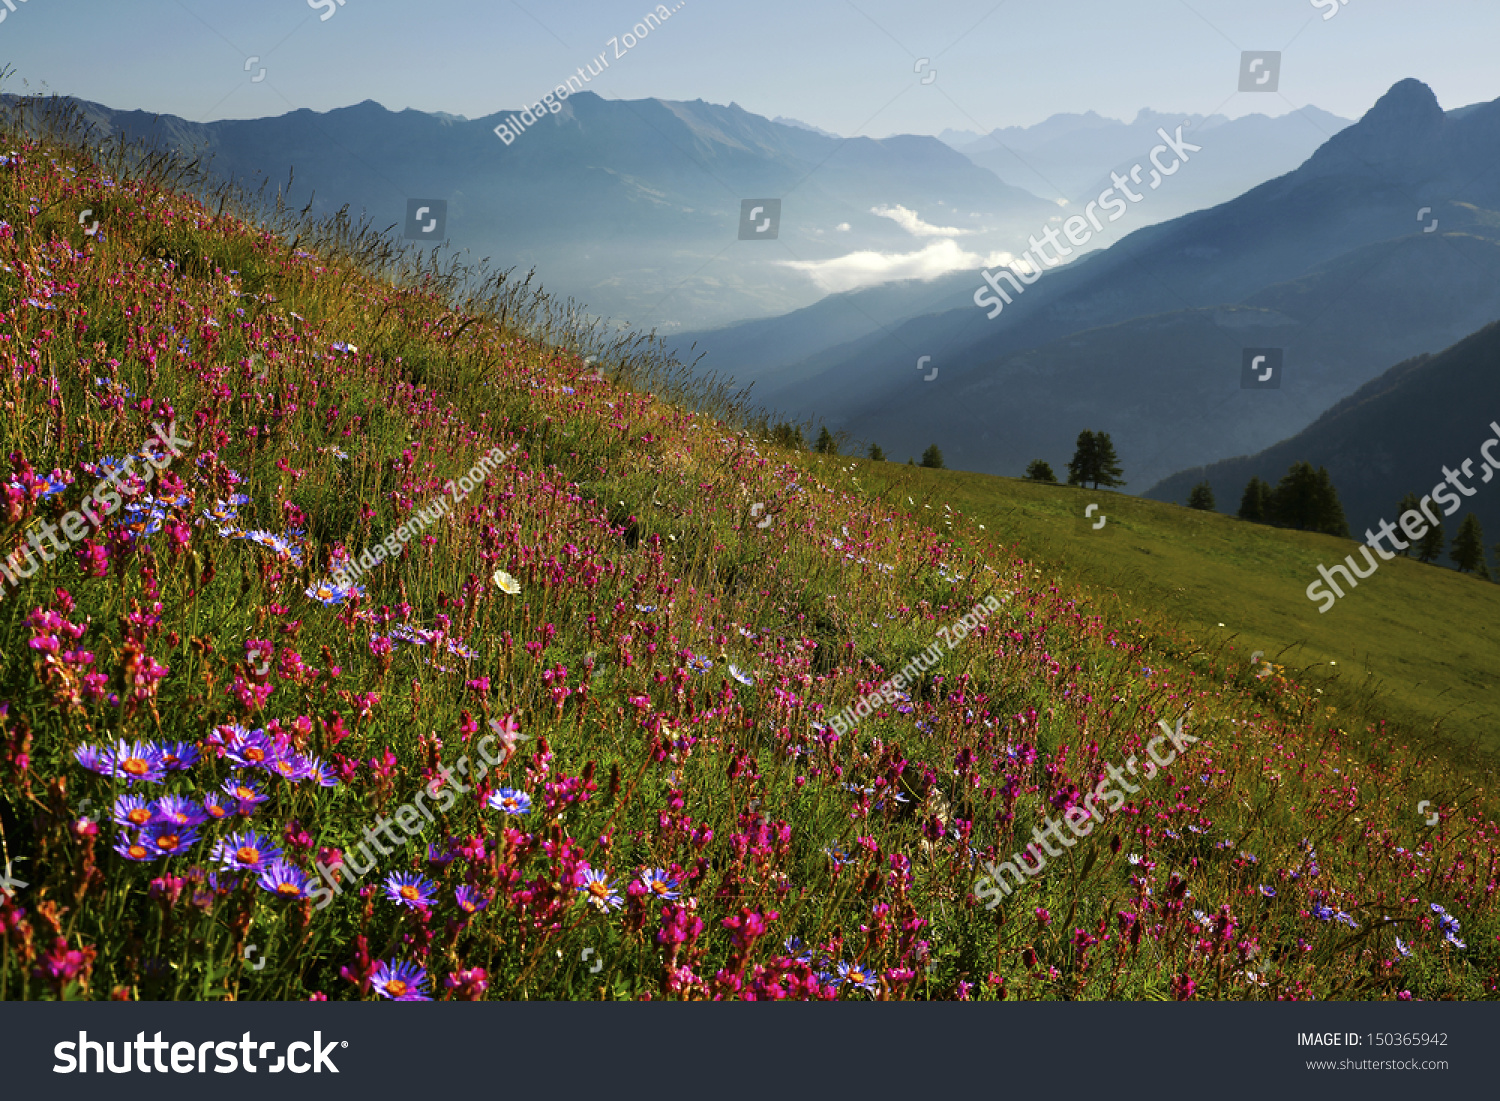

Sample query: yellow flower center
[386,979,407,998]
[277,882,301,895]
[236,787,255,799]
[208,805,227,818]
[128,845,148,859]
[157,835,180,851]
[128,808,151,825]
[399,885,420,901]
[236,846,260,865]
[245,747,265,762]
[121,756,149,776]
[460,900,475,912]
[588,882,609,899]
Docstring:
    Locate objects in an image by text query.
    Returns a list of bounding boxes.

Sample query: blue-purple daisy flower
[837,960,879,995]
[487,788,531,816]
[638,867,680,901]
[211,829,282,872]
[384,871,437,910]
[577,868,622,911]
[370,960,431,1001]
[258,860,313,899]
[113,794,156,830]
[454,885,489,916]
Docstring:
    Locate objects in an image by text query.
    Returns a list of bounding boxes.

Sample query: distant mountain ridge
[8,90,1055,332]
[729,79,1500,490]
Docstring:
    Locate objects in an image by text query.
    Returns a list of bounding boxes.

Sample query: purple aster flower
[221,777,268,814]
[114,833,155,862]
[113,794,156,830]
[454,885,489,916]
[89,739,167,785]
[153,794,208,828]
[201,793,232,823]
[75,743,111,775]
[158,741,200,771]
[258,860,312,899]
[305,756,339,787]
[837,960,879,994]
[784,936,814,964]
[370,960,431,1001]
[223,727,274,770]
[638,867,680,901]
[211,829,282,872]
[144,824,200,858]
[487,788,531,816]
[266,750,313,783]
[577,867,622,911]
[384,871,437,910]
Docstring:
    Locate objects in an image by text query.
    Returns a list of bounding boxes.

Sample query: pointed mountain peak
[1361,78,1444,129]
[1303,78,1443,175]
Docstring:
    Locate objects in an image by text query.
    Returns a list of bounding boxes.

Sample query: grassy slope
[853,463,1500,758]
[0,121,1496,1003]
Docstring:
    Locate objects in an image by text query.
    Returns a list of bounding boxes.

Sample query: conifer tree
[1451,512,1487,573]
[1066,430,1126,489]
[1092,432,1126,489]
[1314,466,1350,538]
[1396,493,1423,555]
[868,443,885,461]
[814,426,836,454]
[1025,459,1058,483]
[1187,482,1215,511]
[1238,477,1272,521]
[920,444,945,469]
[1066,431,1096,487]
[1416,516,1445,563]
[1269,462,1347,535]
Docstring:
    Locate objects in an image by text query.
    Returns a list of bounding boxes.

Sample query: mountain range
[25,91,1056,332]
[705,79,1500,492]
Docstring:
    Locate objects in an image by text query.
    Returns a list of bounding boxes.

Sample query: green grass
[847,461,1500,761]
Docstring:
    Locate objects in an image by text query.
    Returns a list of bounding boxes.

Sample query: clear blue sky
[2,0,1495,134]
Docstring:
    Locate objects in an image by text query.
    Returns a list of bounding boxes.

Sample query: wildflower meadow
[0,99,1496,1005]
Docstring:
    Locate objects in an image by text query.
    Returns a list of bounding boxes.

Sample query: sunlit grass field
[0,99,1495,1003]
[854,462,1500,760]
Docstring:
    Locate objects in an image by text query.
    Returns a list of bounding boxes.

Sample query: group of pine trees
[1024,430,1126,489]
[768,421,944,468]
[781,420,1500,579]
[1208,463,1498,578]
[1230,462,1349,537]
